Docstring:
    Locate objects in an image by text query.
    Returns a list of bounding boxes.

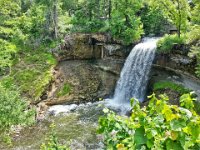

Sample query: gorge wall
[52,33,133,61]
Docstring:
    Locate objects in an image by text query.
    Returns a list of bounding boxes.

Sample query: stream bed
[0,102,106,150]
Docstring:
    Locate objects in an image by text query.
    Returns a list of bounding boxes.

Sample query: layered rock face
[52,33,132,61]
[154,53,196,75]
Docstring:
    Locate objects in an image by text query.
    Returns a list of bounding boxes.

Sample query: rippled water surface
[0,102,105,150]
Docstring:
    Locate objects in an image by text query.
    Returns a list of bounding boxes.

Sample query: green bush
[0,39,17,71]
[153,81,191,95]
[157,35,185,53]
[0,84,35,134]
[98,93,200,149]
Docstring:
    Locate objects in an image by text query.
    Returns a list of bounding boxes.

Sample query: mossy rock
[153,81,191,95]
[153,81,192,106]
[56,83,72,97]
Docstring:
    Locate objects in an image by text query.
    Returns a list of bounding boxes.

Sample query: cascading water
[107,38,159,112]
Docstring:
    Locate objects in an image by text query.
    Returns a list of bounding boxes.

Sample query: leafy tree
[150,0,190,38]
[33,0,73,40]
[72,0,144,44]
[191,0,200,25]
[0,0,21,72]
[110,0,144,44]
[61,0,79,16]
[72,0,106,32]
[140,3,169,36]
[33,0,60,39]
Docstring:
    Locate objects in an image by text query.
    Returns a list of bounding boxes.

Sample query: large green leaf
[170,119,186,131]
[134,127,147,146]
[166,139,183,150]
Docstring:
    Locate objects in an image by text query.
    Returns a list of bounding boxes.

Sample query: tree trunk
[178,26,181,38]
[108,0,112,20]
[177,0,181,38]
[53,0,58,39]
[125,0,130,27]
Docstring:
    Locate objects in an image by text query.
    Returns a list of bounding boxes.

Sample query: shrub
[153,81,191,95]
[0,83,35,134]
[98,93,200,149]
[0,39,17,72]
[157,34,185,53]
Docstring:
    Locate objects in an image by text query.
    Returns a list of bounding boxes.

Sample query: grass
[57,83,71,97]
[153,81,191,95]
[0,48,57,102]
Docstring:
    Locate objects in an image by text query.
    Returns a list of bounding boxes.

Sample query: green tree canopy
[150,0,190,37]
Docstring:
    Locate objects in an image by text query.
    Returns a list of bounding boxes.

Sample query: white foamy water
[48,102,103,116]
[48,104,78,115]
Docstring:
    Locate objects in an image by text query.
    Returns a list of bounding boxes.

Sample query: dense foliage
[0,0,67,75]
[72,0,144,44]
[188,26,200,77]
[150,0,190,38]
[140,1,171,36]
[0,84,35,134]
[191,0,200,25]
[98,93,200,149]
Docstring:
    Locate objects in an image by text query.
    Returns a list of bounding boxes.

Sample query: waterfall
[108,38,159,112]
